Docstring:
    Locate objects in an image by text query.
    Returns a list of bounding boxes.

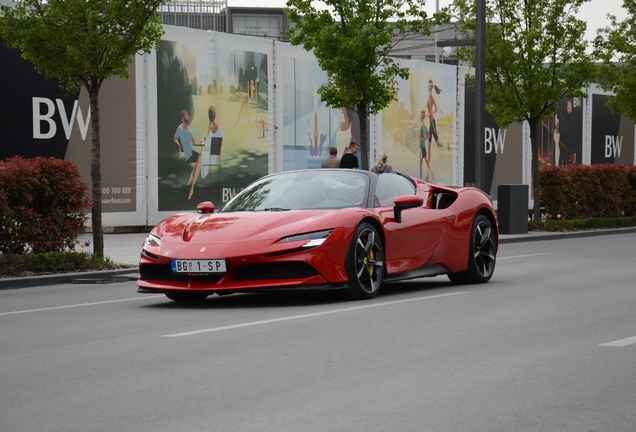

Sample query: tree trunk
[357,102,369,171]
[88,80,104,257]
[529,118,542,222]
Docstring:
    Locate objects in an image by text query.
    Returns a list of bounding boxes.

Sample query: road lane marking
[498,253,551,260]
[599,336,636,347]
[163,292,469,337]
[0,295,164,316]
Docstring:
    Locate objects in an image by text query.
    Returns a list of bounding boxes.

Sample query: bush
[0,251,114,277]
[0,156,92,254]
[540,164,636,220]
[528,216,636,232]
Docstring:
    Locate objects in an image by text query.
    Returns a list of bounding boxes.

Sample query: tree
[594,0,636,120]
[284,0,449,170]
[0,0,165,257]
[451,0,596,220]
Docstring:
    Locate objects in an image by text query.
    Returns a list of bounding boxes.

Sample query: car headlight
[278,229,333,248]
[143,233,161,249]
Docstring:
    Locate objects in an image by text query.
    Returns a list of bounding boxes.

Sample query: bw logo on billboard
[485,127,506,154]
[605,135,623,158]
[33,97,90,140]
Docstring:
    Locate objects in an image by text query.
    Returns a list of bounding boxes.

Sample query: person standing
[339,142,360,169]
[371,153,393,174]
[321,146,340,168]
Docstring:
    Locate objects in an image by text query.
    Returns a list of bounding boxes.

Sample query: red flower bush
[0,156,92,254]
[541,164,636,220]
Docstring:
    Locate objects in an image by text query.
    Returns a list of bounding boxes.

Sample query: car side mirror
[197,201,215,214]
[393,195,423,223]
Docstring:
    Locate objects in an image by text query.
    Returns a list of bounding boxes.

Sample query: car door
[374,174,450,275]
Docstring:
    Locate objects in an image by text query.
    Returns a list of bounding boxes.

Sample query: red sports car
[137,169,498,301]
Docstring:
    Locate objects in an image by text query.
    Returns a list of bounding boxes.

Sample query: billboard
[590,92,635,166]
[0,42,145,226]
[537,96,584,169]
[146,27,273,223]
[276,42,362,171]
[462,85,524,201]
[379,60,456,185]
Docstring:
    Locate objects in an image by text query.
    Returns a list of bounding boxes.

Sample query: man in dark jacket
[339,142,359,169]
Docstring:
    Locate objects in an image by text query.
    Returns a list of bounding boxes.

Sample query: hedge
[0,156,92,254]
[540,164,636,220]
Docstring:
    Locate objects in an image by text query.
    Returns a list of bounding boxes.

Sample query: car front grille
[232,263,318,281]
[139,264,189,283]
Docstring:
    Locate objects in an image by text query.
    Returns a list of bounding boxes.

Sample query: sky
[228,0,628,44]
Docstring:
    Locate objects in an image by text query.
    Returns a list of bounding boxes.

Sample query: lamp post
[438,0,486,192]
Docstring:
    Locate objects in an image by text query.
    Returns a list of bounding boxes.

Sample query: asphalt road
[1,234,635,432]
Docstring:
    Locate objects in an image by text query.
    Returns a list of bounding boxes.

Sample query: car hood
[155,210,349,244]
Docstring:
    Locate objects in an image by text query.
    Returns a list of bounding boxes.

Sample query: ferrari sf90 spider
[137,169,498,301]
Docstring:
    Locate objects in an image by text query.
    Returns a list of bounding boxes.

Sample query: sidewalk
[2,227,636,290]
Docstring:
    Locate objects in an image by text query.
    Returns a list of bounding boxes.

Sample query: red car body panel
[137,172,498,295]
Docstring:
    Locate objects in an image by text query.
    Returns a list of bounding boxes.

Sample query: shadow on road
[140,277,464,310]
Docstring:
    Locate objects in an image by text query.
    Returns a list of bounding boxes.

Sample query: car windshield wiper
[263,207,291,212]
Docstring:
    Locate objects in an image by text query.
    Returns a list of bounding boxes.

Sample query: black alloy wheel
[448,214,496,284]
[345,222,385,299]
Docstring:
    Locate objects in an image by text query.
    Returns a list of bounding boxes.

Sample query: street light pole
[475,0,486,192]
[437,0,486,192]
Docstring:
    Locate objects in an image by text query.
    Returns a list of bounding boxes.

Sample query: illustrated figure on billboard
[201,105,224,183]
[309,110,327,157]
[173,110,203,200]
[418,109,432,180]
[426,80,445,150]
[336,108,356,156]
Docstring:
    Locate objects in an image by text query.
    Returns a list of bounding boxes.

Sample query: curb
[499,226,636,244]
[0,268,139,291]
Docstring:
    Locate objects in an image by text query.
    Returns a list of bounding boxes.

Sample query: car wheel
[165,292,208,302]
[345,222,385,299]
[448,214,496,284]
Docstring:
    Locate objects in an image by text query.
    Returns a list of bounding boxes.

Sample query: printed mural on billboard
[0,42,142,225]
[155,28,271,212]
[380,60,455,185]
[463,85,523,201]
[538,96,583,169]
[590,93,635,166]
[278,43,362,171]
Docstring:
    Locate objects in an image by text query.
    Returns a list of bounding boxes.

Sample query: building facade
[160,1,459,64]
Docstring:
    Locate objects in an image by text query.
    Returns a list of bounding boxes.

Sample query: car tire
[345,222,385,299]
[448,214,496,284]
[165,292,209,302]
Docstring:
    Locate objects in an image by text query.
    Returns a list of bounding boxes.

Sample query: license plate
[171,259,227,274]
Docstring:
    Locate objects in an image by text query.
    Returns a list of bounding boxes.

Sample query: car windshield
[221,170,370,212]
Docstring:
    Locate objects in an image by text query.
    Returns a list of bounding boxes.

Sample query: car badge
[200,247,206,253]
